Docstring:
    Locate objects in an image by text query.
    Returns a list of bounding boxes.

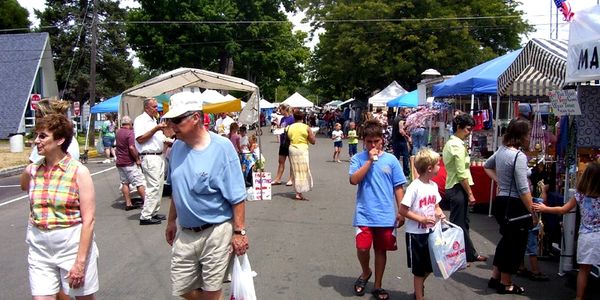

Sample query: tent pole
[84,112,92,151]
[468,94,474,148]
[488,95,498,217]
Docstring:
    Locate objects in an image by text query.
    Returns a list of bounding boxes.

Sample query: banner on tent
[566,40,600,83]
[548,90,580,116]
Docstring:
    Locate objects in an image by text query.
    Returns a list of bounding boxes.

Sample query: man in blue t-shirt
[162,93,248,299]
[349,119,407,300]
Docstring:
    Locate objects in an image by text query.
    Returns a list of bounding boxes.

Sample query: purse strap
[504,150,520,219]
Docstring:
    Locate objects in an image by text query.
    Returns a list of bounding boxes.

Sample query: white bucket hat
[162,91,203,119]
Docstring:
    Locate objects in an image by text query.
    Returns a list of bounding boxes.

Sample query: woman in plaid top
[20,114,99,299]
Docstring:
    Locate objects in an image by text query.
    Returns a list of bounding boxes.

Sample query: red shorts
[356,226,397,251]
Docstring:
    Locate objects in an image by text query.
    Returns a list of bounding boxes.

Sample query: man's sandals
[353,272,372,296]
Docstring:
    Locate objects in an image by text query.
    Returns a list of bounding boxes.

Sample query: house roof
[0,32,49,138]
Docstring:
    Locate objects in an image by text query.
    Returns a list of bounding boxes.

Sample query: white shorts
[171,221,233,296]
[26,223,99,297]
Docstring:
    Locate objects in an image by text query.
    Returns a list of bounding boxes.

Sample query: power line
[1,14,526,32]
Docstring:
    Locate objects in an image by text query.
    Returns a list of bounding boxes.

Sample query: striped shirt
[28,155,82,230]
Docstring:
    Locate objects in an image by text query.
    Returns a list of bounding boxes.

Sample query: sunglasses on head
[169,112,196,125]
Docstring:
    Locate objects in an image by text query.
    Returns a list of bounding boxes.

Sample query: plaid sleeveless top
[28,155,82,229]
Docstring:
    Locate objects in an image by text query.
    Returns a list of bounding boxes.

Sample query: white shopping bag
[428,220,467,279]
[230,254,257,300]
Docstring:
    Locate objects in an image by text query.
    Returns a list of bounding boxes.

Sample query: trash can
[8,133,25,153]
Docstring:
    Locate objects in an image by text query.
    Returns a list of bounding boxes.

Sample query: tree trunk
[219,51,234,75]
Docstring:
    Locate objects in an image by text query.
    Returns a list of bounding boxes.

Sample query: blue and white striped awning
[498,38,568,96]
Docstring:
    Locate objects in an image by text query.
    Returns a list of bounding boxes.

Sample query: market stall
[561,4,600,277]
[368,81,407,108]
[119,67,260,126]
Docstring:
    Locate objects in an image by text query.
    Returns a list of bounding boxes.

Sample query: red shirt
[116,127,136,166]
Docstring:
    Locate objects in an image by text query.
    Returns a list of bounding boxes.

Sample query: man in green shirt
[442,113,487,263]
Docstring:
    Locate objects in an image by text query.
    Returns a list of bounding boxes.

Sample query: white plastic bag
[428,220,467,279]
[229,254,257,300]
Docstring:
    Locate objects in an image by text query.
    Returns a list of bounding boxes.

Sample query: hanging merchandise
[473,111,484,131]
[530,101,546,153]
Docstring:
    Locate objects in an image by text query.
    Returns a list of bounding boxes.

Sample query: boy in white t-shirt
[399,148,446,300]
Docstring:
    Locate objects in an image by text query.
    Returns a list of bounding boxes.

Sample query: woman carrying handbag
[483,118,537,295]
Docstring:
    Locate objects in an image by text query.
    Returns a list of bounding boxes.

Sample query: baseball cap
[121,115,132,124]
[162,91,203,119]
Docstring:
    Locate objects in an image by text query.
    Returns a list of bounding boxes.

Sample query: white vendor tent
[282,92,314,108]
[368,81,407,107]
[566,5,600,84]
[260,99,277,109]
[119,68,260,125]
[199,89,226,104]
[224,94,237,101]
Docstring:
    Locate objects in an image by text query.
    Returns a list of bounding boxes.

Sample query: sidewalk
[0,146,99,178]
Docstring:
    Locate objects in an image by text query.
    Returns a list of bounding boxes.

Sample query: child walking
[399,148,446,300]
[349,120,407,300]
[332,123,343,162]
[533,161,600,300]
[347,121,359,158]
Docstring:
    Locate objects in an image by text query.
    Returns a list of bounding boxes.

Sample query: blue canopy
[387,90,418,107]
[432,49,522,97]
[91,94,162,113]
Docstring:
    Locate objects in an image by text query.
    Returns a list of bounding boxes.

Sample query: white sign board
[548,90,581,116]
[251,172,272,201]
[565,5,600,83]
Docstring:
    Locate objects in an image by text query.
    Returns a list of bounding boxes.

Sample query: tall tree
[0,0,31,32]
[36,0,134,102]
[127,0,309,100]
[298,0,531,100]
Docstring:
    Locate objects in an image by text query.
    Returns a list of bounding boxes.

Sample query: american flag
[554,0,575,21]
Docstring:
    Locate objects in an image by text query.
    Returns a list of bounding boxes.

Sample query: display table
[431,162,496,205]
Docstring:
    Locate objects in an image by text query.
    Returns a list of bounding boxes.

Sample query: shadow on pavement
[319,274,411,299]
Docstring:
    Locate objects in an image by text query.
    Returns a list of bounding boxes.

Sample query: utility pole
[87,0,98,148]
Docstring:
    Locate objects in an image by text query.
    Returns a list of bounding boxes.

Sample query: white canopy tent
[260,99,277,109]
[368,81,407,107]
[119,68,260,125]
[199,89,226,104]
[224,94,237,101]
[566,5,600,84]
[282,92,314,108]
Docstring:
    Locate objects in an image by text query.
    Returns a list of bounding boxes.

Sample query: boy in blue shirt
[349,119,407,300]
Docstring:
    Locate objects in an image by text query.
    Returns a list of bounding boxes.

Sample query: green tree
[36,0,134,102]
[0,0,31,32]
[127,0,309,101]
[298,0,531,100]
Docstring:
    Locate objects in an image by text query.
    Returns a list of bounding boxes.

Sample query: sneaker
[102,159,111,164]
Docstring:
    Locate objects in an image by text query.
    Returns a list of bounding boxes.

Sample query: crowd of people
[18,97,600,300]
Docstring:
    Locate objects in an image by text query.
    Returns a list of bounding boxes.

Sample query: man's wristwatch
[233,228,246,236]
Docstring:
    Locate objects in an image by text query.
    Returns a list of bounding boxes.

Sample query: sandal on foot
[516,268,532,277]
[488,277,500,289]
[372,288,390,300]
[271,181,282,186]
[529,272,549,281]
[497,284,525,294]
[353,272,372,296]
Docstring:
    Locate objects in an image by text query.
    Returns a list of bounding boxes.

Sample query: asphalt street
[0,130,596,299]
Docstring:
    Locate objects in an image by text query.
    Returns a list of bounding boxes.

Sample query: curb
[0,150,101,178]
[0,165,27,178]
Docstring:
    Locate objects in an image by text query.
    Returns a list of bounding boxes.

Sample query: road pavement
[0,131,596,299]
